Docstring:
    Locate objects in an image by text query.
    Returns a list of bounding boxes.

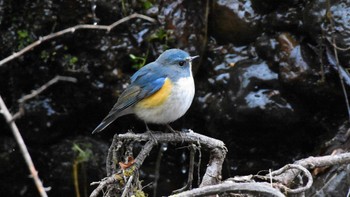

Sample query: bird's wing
[92,66,166,134]
[115,74,167,111]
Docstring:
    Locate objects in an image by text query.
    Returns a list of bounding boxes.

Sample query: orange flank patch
[137,78,172,108]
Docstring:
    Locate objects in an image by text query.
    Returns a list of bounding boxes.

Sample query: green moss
[133,189,147,197]
[123,165,136,177]
[63,54,79,66]
[142,0,153,9]
[17,30,33,50]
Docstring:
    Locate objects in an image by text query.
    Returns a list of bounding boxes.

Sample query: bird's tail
[92,114,119,134]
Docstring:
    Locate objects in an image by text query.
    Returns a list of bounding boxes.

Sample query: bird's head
[156,49,199,76]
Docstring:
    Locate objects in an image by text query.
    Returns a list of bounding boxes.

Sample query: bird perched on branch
[92,49,198,134]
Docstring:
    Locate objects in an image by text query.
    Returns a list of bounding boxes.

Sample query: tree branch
[172,144,196,194]
[12,75,77,120]
[118,130,226,150]
[90,131,227,197]
[0,96,48,197]
[0,13,156,67]
[271,164,313,194]
[170,181,285,197]
[274,152,350,186]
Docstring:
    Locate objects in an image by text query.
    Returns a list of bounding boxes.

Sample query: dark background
[1,0,350,196]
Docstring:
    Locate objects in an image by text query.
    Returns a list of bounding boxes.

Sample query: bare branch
[106,134,122,176]
[0,13,156,67]
[121,175,134,197]
[118,130,226,150]
[18,76,77,103]
[172,144,196,194]
[325,3,350,121]
[153,143,165,197]
[120,131,227,191]
[170,181,285,197]
[12,75,77,120]
[199,147,226,187]
[274,152,350,186]
[89,176,116,197]
[297,152,350,168]
[90,131,227,197]
[271,164,313,194]
[134,140,157,168]
[0,96,48,197]
[326,37,350,51]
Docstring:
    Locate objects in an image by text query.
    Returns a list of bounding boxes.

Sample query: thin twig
[153,143,165,197]
[325,0,350,121]
[172,144,196,194]
[0,96,48,197]
[327,37,350,51]
[18,76,77,103]
[170,181,285,197]
[271,164,313,194]
[331,40,350,121]
[89,176,116,197]
[186,144,196,189]
[12,75,77,120]
[90,139,157,197]
[121,175,134,197]
[0,13,156,66]
[325,46,350,86]
[274,152,350,188]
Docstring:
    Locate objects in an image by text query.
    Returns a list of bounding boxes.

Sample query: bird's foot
[166,124,179,133]
[144,122,159,144]
[166,124,186,143]
[146,130,158,144]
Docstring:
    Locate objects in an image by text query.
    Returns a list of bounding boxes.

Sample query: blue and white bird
[92,49,198,134]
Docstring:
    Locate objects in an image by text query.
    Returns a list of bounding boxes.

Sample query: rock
[210,0,262,45]
[158,0,208,72]
[303,0,350,63]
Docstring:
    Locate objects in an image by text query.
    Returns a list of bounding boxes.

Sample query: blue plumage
[92,49,198,134]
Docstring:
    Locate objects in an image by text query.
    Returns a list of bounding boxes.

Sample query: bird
[92,49,198,134]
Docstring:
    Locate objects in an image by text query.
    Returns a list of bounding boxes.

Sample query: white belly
[134,76,195,124]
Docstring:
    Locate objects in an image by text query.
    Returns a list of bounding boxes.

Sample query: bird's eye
[178,61,185,66]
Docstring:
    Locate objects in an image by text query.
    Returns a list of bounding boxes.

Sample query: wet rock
[227,60,298,125]
[189,44,312,174]
[303,0,350,63]
[277,32,346,112]
[255,34,280,71]
[278,33,319,85]
[158,0,207,72]
[263,6,303,31]
[210,0,262,45]
[250,0,299,14]
[194,44,298,126]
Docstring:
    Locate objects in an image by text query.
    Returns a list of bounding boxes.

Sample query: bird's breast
[137,78,173,108]
[134,76,195,124]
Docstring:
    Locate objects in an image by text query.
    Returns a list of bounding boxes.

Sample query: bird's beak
[186,55,199,62]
